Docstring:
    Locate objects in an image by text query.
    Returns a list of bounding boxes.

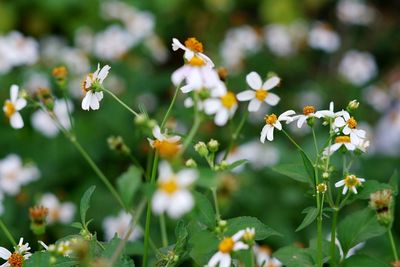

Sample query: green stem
[142,153,159,267]
[128,154,149,181]
[316,193,323,267]
[311,128,319,159]
[211,187,221,221]
[181,114,202,154]
[388,229,399,261]
[0,218,16,246]
[160,213,168,247]
[330,209,339,266]
[103,87,139,117]
[161,85,180,129]
[223,110,249,160]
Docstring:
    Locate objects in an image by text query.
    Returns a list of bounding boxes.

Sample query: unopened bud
[107,136,131,156]
[185,158,197,168]
[207,139,219,152]
[29,205,48,235]
[316,183,327,194]
[322,172,329,179]
[52,66,68,85]
[217,67,228,81]
[194,142,208,157]
[219,160,229,170]
[347,99,359,112]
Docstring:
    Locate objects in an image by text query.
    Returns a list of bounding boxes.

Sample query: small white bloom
[336,0,375,25]
[204,83,238,126]
[103,211,142,241]
[335,174,365,194]
[334,111,366,144]
[263,24,294,57]
[172,38,214,67]
[0,237,32,267]
[308,22,340,53]
[39,193,75,224]
[323,135,357,156]
[260,111,295,143]
[81,64,110,111]
[3,85,27,129]
[237,72,281,112]
[147,125,182,158]
[207,230,249,267]
[315,101,337,119]
[338,50,377,86]
[292,105,320,128]
[152,161,197,219]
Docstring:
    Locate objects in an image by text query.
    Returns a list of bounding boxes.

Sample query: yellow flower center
[316,183,327,193]
[347,117,357,129]
[218,237,234,253]
[303,105,315,115]
[344,175,360,188]
[184,37,204,53]
[153,140,181,158]
[220,92,237,109]
[255,89,268,101]
[7,252,24,267]
[243,231,254,241]
[81,73,93,92]
[159,178,179,194]
[335,136,351,143]
[187,56,206,66]
[4,100,16,118]
[265,114,278,125]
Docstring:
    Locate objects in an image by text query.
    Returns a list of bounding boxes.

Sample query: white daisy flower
[103,211,142,241]
[292,105,321,128]
[334,111,366,145]
[237,72,281,112]
[0,238,32,267]
[315,101,336,119]
[3,85,27,129]
[323,135,357,156]
[148,125,182,158]
[39,193,75,224]
[172,38,214,67]
[151,161,197,219]
[207,230,249,267]
[335,174,365,194]
[308,22,340,53]
[260,110,295,143]
[0,154,40,196]
[204,83,238,126]
[81,64,111,111]
[338,50,377,86]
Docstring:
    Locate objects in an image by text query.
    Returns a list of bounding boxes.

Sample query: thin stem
[103,87,139,117]
[281,129,303,151]
[211,187,221,221]
[311,128,319,159]
[330,209,339,266]
[181,114,202,154]
[0,218,16,246]
[161,85,180,129]
[223,110,249,160]
[388,229,399,261]
[160,213,168,247]
[142,152,159,267]
[128,154,149,181]
[316,193,323,267]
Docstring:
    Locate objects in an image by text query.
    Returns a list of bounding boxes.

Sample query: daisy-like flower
[39,193,76,224]
[315,101,336,119]
[204,83,238,126]
[237,72,281,112]
[323,135,357,155]
[260,110,295,143]
[103,211,142,241]
[334,111,366,144]
[151,161,197,218]
[207,230,249,267]
[172,37,214,67]
[292,105,320,128]
[38,239,76,257]
[81,64,111,111]
[148,125,182,158]
[0,238,32,267]
[3,85,27,129]
[335,174,365,194]
[253,244,282,267]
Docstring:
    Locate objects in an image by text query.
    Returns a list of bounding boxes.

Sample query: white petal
[89,93,100,110]
[335,180,345,187]
[219,253,232,267]
[184,50,195,61]
[172,38,185,51]
[344,143,356,151]
[267,127,275,141]
[177,169,197,187]
[262,76,280,90]
[10,112,24,129]
[92,63,100,80]
[151,191,169,215]
[274,121,282,130]
[248,99,262,112]
[204,99,221,115]
[98,65,111,83]
[265,93,280,106]
[342,186,349,195]
[171,66,189,86]
[246,72,262,89]
[334,117,346,127]
[233,241,249,251]
[215,109,229,126]
[297,116,307,128]
[158,161,173,181]
[198,53,215,67]
[167,190,194,218]
[81,93,91,110]
[352,187,358,194]
[0,247,11,260]
[10,84,19,102]
[208,252,223,267]
[152,125,164,140]
[232,230,245,241]
[279,110,296,118]
[260,125,270,143]
[95,91,104,101]
[15,98,27,110]
[237,90,255,101]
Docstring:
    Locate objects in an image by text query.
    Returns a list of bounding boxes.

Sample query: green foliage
[225,216,281,240]
[342,254,390,267]
[192,191,216,228]
[116,166,142,207]
[272,163,310,183]
[80,185,96,226]
[188,228,219,266]
[299,150,315,186]
[101,236,136,267]
[274,246,315,267]
[296,207,318,232]
[23,252,78,267]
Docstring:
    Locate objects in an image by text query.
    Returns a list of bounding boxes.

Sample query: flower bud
[219,160,229,170]
[52,66,68,86]
[217,67,228,81]
[29,205,48,235]
[107,136,131,156]
[242,228,255,244]
[194,142,209,157]
[370,189,393,227]
[207,139,220,153]
[322,172,330,179]
[316,183,327,194]
[347,99,359,112]
[185,158,197,168]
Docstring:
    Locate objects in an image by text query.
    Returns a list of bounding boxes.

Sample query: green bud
[347,99,359,112]
[207,139,219,152]
[219,160,229,170]
[107,136,131,155]
[194,142,209,157]
[185,158,197,168]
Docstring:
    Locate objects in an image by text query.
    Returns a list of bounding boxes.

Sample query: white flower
[207,230,249,267]
[204,83,238,126]
[152,161,197,219]
[172,38,214,67]
[292,105,321,128]
[103,211,142,241]
[148,125,182,158]
[263,24,294,57]
[315,101,336,119]
[31,99,73,138]
[308,22,340,53]
[323,135,357,156]
[335,174,365,194]
[81,64,110,111]
[0,237,32,267]
[336,0,375,25]
[39,193,75,224]
[327,235,365,260]
[39,240,75,257]
[0,154,40,196]
[260,111,295,143]
[237,72,281,112]
[338,50,377,86]
[334,111,366,144]
[3,85,27,129]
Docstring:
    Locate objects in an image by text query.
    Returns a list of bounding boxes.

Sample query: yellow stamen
[159,179,178,194]
[335,136,351,143]
[7,252,24,267]
[218,237,234,253]
[303,105,315,115]
[4,100,15,118]
[187,56,206,66]
[184,37,204,53]
[153,140,181,158]
[255,89,268,101]
[220,92,237,109]
[265,114,278,125]
[344,175,361,188]
[81,73,93,92]
[347,117,357,129]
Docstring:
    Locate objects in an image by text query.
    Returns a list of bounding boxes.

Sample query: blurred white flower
[61,48,90,76]
[144,35,168,63]
[338,50,377,86]
[0,154,40,196]
[0,237,32,266]
[260,111,295,142]
[103,211,142,241]
[334,111,366,144]
[31,99,74,138]
[152,161,197,219]
[148,125,182,158]
[204,83,238,126]
[363,85,391,113]
[373,107,400,156]
[335,174,365,194]
[308,22,340,53]
[172,38,214,67]
[23,72,50,94]
[3,84,27,129]
[81,64,111,111]
[336,0,375,25]
[253,245,283,267]
[39,193,75,224]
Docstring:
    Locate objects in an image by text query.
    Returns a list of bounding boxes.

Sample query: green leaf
[174,220,189,259]
[354,180,393,200]
[296,207,318,232]
[225,216,281,240]
[299,150,315,186]
[235,249,253,267]
[337,208,387,256]
[389,170,398,195]
[196,168,218,188]
[226,159,248,171]
[116,166,142,207]
[23,252,78,267]
[70,222,83,229]
[274,246,314,267]
[80,185,96,225]
[343,254,389,267]
[271,163,309,183]
[102,236,135,267]
[189,229,219,266]
[193,191,216,228]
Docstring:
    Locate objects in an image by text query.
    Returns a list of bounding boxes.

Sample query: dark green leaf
[355,180,392,200]
[296,207,318,232]
[226,159,248,171]
[225,216,281,240]
[271,163,309,183]
[343,254,389,267]
[389,170,398,195]
[189,229,219,266]
[23,252,78,267]
[235,249,253,267]
[80,185,96,225]
[102,236,135,267]
[116,166,142,207]
[299,150,315,186]
[274,246,314,267]
[193,191,216,228]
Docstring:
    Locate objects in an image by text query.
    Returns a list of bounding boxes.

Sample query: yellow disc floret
[218,237,234,253]
[153,140,181,158]
[265,114,278,125]
[220,92,237,109]
[159,179,178,194]
[303,105,315,115]
[187,56,206,66]
[255,89,268,101]
[335,136,351,143]
[8,252,24,267]
[347,117,357,129]
[184,37,204,53]
[4,100,16,118]
[344,175,361,188]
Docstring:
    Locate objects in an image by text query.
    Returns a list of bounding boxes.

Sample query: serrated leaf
[337,208,387,257]
[80,186,96,225]
[296,207,318,232]
[343,254,389,267]
[225,216,281,240]
[299,150,315,186]
[273,246,314,267]
[272,163,309,183]
[192,191,216,228]
[116,166,142,207]
[226,159,248,171]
